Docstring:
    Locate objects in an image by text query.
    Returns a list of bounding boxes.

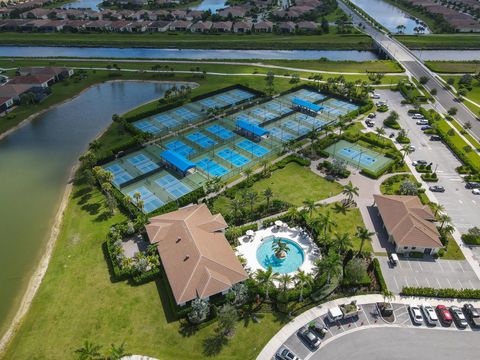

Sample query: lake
[0,81,175,339]
[0,46,380,60]
[350,0,430,34]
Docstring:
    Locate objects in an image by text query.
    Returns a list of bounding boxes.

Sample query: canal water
[191,0,227,11]
[0,81,174,339]
[62,0,226,11]
[0,46,380,61]
[350,0,430,34]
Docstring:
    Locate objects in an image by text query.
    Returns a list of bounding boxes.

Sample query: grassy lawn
[0,32,373,50]
[442,236,465,260]
[2,178,288,360]
[380,173,419,195]
[426,61,480,73]
[396,34,480,49]
[451,119,480,150]
[439,75,480,115]
[212,162,343,215]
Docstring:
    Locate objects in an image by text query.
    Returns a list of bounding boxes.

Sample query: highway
[337,0,480,141]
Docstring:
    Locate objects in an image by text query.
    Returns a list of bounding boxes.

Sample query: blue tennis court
[196,157,230,177]
[105,164,133,186]
[199,98,220,108]
[127,186,164,213]
[206,124,234,140]
[217,94,237,105]
[127,153,159,174]
[153,114,179,129]
[339,147,377,166]
[252,107,277,121]
[231,89,254,100]
[265,101,291,115]
[155,174,192,199]
[174,108,199,122]
[236,114,260,125]
[165,140,196,157]
[186,132,217,148]
[298,89,326,102]
[216,148,251,167]
[267,127,296,142]
[282,120,310,135]
[322,105,345,116]
[296,114,327,129]
[134,120,161,134]
[236,139,270,157]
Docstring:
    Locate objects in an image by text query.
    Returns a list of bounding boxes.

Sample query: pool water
[256,238,305,274]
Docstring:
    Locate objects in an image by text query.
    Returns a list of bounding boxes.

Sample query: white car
[370,93,381,99]
[473,189,480,195]
[408,145,416,151]
[416,120,429,125]
[421,303,439,326]
[412,114,424,119]
[277,346,300,360]
[409,305,423,324]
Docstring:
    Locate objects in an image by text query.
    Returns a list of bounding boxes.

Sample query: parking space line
[361,308,371,325]
[417,262,423,271]
[414,277,420,286]
[425,277,431,287]
[446,278,453,288]
[407,261,413,270]
[457,279,463,289]
[447,261,455,271]
[469,280,475,289]
[404,276,409,287]
[437,261,444,272]
[393,276,400,292]
[436,278,442,287]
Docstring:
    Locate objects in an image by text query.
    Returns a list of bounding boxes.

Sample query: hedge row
[372,258,387,292]
[461,234,480,245]
[401,287,480,299]
[149,186,206,217]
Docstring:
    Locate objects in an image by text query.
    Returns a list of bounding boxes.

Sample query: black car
[297,327,321,350]
[429,185,445,193]
[463,304,480,328]
[450,306,468,328]
[430,135,442,141]
[421,125,433,131]
[466,182,480,189]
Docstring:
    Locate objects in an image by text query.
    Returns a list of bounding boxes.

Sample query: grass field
[426,61,480,73]
[1,177,288,359]
[212,162,343,215]
[439,75,480,115]
[0,32,373,50]
[396,34,480,49]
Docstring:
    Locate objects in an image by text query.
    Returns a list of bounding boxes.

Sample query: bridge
[337,0,480,141]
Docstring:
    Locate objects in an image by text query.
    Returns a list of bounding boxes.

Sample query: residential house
[169,20,192,31]
[19,8,52,19]
[186,10,203,21]
[190,20,212,33]
[276,21,296,33]
[84,20,113,31]
[373,194,443,255]
[9,74,54,88]
[253,20,273,32]
[0,96,15,112]
[217,6,248,18]
[17,67,74,81]
[233,20,252,33]
[211,21,232,32]
[297,21,318,32]
[145,204,248,306]
[146,20,171,32]
[110,20,132,32]
[0,84,34,102]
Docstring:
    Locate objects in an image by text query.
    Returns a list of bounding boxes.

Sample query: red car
[436,305,453,326]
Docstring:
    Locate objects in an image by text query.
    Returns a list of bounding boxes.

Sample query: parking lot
[378,256,480,293]
[277,302,480,360]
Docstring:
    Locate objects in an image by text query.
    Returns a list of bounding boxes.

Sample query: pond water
[191,0,227,11]
[0,81,175,339]
[0,46,380,61]
[62,0,103,10]
[350,0,430,34]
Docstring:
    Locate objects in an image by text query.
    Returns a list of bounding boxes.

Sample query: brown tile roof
[0,84,33,97]
[146,204,247,304]
[374,194,442,249]
[8,74,53,85]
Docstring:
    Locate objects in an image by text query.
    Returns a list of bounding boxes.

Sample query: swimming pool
[256,237,305,274]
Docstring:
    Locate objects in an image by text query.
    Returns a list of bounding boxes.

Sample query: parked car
[473,189,480,195]
[466,182,480,189]
[449,306,468,328]
[297,327,321,350]
[429,185,445,193]
[376,101,386,106]
[309,321,328,338]
[435,305,453,326]
[430,135,442,141]
[409,305,423,325]
[389,133,395,138]
[276,346,300,360]
[421,303,439,326]
[463,304,480,328]
[416,120,429,125]
[368,113,376,118]
[389,253,399,266]
[412,160,428,166]
[408,145,416,151]
[365,119,374,127]
[421,125,433,131]
[371,94,381,99]
[412,114,424,119]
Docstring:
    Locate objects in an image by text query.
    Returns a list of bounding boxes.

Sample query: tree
[294,270,313,302]
[217,303,238,337]
[278,274,292,292]
[188,298,210,323]
[333,232,352,255]
[431,88,437,96]
[75,341,102,360]
[263,188,273,211]
[419,76,429,85]
[400,144,414,163]
[448,107,458,116]
[341,181,359,206]
[272,238,291,258]
[317,211,337,235]
[375,127,386,143]
[438,213,452,230]
[447,77,455,86]
[431,202,445,217]
[108,342,130,360]
[243,168,253,182]
[246,191,258,215]
[399,180,419,196]
[303,199,317,219]
[229,283,248,305]
[355,226,375,257]
[382,289,394,303]
[343,258,369,286]
[314,251,342,284]
[255,266,279,300]
[285,206,301,224]
[464,121,472,130]
[229,198,243,222]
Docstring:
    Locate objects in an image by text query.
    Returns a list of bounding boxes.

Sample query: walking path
[257,293,480,360]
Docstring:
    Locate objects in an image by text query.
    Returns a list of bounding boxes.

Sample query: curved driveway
[313,326,479,360]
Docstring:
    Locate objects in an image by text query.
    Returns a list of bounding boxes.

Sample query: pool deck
[236,225,320,278]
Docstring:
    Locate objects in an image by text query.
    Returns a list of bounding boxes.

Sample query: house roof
[374,194,442,249]
[146,204,248,304]
[8,74,53,85]
[0,84,33,97]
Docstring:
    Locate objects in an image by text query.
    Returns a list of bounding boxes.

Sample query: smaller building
[253,20,273,33]
[190,21,212,33]
[373,194,442,255]
[233,21,252,33]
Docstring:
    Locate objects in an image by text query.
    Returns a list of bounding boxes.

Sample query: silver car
[409,305,423,325]
[276,346,300,360]
[421,303,439,326]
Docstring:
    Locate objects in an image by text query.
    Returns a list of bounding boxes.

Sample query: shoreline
[0,79,198,356]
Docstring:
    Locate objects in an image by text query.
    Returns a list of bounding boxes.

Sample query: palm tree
[400,144,413,163]
[255,266,279,301]
[375,127,386,143]
[75,340,102,360]
[431,202,445,217]
[342,181,359,206]
[285,206,301,225]
[278,274,292,292]
[263,188,273,211]
[355,226,375,257]
[260,159,269,174]
[272,238,291,258]
[294,270,313,301]
[438,213,452,231]
[382,289,394,304]
[303,199,317,219]
[229,198,243,222]
[314,251,342,284]
[333,232,352,255]
[317,211,337,235]
[244,168,253,182]
[246,191,258,215]
[133,191,141,205]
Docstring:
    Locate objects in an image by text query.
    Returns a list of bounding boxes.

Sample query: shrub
[461,227,480,245]
[377,104,389,112]
[401,287,480,299]
[372,258,387,292]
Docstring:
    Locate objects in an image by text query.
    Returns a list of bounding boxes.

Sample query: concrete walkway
[256,294,480,360]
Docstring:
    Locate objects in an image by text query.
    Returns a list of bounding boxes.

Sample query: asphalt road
[311,327,480,360]
[337,0,480,140]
